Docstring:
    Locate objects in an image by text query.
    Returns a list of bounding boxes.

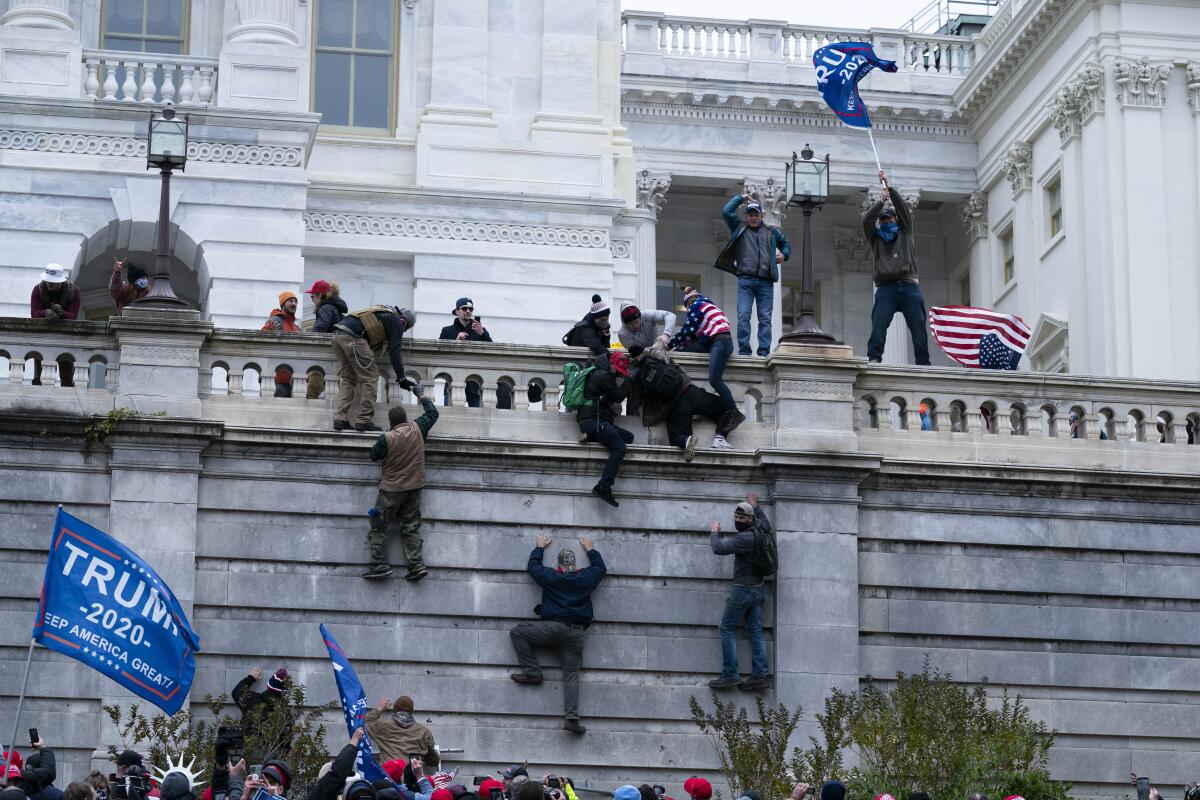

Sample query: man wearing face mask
[108,259,151,315]
[862,172,930,366]
[708,492,771,691]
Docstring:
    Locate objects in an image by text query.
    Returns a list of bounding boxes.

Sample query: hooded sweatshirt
[363,709,438,766]
[312,295,348,334]
[262,308,301,333]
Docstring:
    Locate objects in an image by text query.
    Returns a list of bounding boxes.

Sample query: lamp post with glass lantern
[779,144,838,345]
[132,102,190,308]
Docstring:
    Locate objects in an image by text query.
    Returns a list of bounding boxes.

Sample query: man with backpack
[628,345,742,460]
[566,351,631,507]
[708,492,774,691]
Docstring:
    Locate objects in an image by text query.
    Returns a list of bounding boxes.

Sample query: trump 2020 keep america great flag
[928,305,1033,370]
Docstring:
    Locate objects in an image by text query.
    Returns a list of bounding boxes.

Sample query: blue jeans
[579,418,634,489]
[707,335,735,412]
[719,583,768,678]
[868,281,930,365]
[736,276,774,356]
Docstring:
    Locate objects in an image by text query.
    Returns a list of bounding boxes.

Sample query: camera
[216,726,245,768]
[547,779,561,790]
[111,766,150,800]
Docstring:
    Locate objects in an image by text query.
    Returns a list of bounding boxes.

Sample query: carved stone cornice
[742,177,787,227]
[636,169,671,218]
[1048,83,1083,144]
[1075,63,1105,121]
[960,192,988,242]
[1115,56,1172,109]
[0,129,304,167]
[1002,142,1032,197]
[303,213,610,248]
[1188,63,1200,114]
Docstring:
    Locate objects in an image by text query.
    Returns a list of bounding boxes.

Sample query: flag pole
[3,639,36,777]
[867,128,888,190]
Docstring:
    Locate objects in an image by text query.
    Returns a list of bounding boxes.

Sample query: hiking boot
[592,484,619,507]
[510,672,543,685]
[683,435,698,463]
[354,421,383,432]
[563,718,587,735]
[362,564,393,580]
[719,408,746,437]
[739,675,770,692]
[708,675,740,689]
[333,419,352,431]
[404,566,429,582]
[712,435,733,449]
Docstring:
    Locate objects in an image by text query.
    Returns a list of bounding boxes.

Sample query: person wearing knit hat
[562,294,613,356]
[715,190,792,357]
[708,491,773,691]
[683,779,711,800]
[263,291,302,333]
[617,302,676,352]
[667,287,737,424]
[364,694,439,767]
[231,667,294,763]
[108,257,151,315]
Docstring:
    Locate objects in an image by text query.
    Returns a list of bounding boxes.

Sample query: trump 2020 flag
[33,508,200,714]
[320,624,390,783]
[929,305,1033,369]
[813,42,898,128]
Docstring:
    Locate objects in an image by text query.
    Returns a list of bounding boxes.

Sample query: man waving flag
[929,305,1032,369]
[813,42,898,129]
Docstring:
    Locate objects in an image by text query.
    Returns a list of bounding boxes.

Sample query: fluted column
[226,0,300,45]
[217,0,308,112]
[634,170,671,309]
[0,0,74,30]
[0,0,81,98]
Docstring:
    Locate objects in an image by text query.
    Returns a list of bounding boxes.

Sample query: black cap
[500,766,528,780]
[455,297,473,311]
[116,751,143,767]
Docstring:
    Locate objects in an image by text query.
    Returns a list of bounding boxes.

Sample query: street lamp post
[132,103,190,309]
[779,144,839,345]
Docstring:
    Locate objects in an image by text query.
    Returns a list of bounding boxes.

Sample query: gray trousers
[510,620,587,720]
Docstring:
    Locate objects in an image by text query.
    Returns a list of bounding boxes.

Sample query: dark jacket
[232,675,294,756]
[714,194,791,280]
[575,355,628,425]
[30,283,81,320]
[528,546,607,626]
[564,319,610,356]
[710,506,770,586]
[15,748,56,796]
[304,743,357,800]
[336,310,408,379]
[313,296,348,334]
[439,318,493,342]
[863,186,918,285]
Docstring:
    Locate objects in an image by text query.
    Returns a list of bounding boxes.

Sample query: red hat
[683,779,712,800]
[6,765,22,780]
[479,779,505,797]
[382,761,407,783]
[620,304,641,323]
[609,351,631,377]
[2,752,21,770]
[202,789,214,800]
[304,280,331,295]
[432,791,453,800]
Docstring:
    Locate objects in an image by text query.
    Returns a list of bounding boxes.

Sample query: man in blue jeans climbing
[708,492,771,691]
[863,171,930,365]
[715,192,792,356]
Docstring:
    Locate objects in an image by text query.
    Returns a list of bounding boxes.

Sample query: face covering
[134,277,150,289]
[734,518,753,532]
[877,222,899,242]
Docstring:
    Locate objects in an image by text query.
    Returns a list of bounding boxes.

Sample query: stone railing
[82,50,217,105]
[621,11,976,77]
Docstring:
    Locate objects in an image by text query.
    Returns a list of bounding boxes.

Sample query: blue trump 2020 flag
[320,623,390,783]
[33,508,200,714]
[813,42,898,128]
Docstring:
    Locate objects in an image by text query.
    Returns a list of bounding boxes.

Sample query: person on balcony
[715,193,791,357]
[509,534,606,736]
[30,264,81,322]
[577,350,632,508]
[108,258,149,315]
[438,297,509,409]
[261,291,302,398]
[628,345,743,457]
[617,303,673,416]
[863,174,930,366]
[305,280,347,334]
[669,288,736,415]
[708,493,772,692]
[563,295,612,356]
[332,305,417,432]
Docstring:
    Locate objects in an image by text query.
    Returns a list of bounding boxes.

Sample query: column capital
[1188,62,1200,114]
[960,192,988,242]
[1002,141,1032,197]
[742,177,787,227]
[1115,56,1172,110]
[635,170,671,218]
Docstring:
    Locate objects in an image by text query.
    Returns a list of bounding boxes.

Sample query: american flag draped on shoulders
[928,305,1032,369]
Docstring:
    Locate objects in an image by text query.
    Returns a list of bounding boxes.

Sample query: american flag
[928,305,1032,369]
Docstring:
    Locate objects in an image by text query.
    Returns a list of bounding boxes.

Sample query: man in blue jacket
[714,193,792,357]
[509,534,607,735]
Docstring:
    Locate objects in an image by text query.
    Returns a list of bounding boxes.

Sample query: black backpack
[748,519,778,578]
[639,356,688,399]
[562,321,588,347]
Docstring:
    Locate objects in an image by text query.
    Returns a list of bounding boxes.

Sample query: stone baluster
[544,384,562,412]
[1171,420,1190,446]
[1137,415,1159,443]
[120,61,137,102]
[966,407,983,434]
[482,384,498,408]
[935,408,952,433]
[10,359,24,384]
[138,61,157,103]
[83,58,99,99]
[41,359,59,387]
[105,361,119,392]
[996,408,1014,436]
[160,64,177,104]
[450,381,467,407]
[904,407,922,432]
[178,67,196,104]
[1051,410,1071,439]
[228,370,244,396]
[73,363,89,388]
[515,385,530,412]
[1025,409,1043,437]
[101,63,119,100]
[292,372,307,398]
[197,67,215,104]
[875,403,893,433]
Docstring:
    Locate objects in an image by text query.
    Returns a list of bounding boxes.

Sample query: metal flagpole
[867,128,888,189]
[3,639,36,777]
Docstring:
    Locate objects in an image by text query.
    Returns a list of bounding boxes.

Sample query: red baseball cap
[479,779,505,797]
[2,752,21,770]
[304,279,331,295]
[382,760,406,783]
[7,765,23,780]
[432,791,453,800]
[683,778,712,800]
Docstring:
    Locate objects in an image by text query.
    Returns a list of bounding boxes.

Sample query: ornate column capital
[858,186,916,215]
[635,170,671,218]
[1188,62,1200,114]
[1002,142,1032,197]
[1075,62,1105,122]
[742,177,787,227]
[960,192,988,242]
[832,226,872,273]
[1115,56,1172,109]
[1049,83,1083,144]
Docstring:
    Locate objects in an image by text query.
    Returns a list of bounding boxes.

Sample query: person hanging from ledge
[331,304,417,432]
[617,303,674,417]
[862,172,930,366]
[108,258,149,315]
[563,295,612,356]
[576,350,632,508]
[629,345,743,458]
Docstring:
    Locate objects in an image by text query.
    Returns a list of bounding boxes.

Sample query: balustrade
[82,50,217,105]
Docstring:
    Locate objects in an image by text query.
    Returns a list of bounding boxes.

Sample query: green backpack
[561,362,596,411]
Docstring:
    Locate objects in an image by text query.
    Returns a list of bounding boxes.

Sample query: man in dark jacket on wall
[576,351,631,507]
[332,305,417,432]
[708,493,770,692]
[563,295,611,356]
[439,297,508,409]
[510,534,607,735]
[365,387,439,581]
[232,666,294,759]
[715,193,791,357]
[863,173,929,366]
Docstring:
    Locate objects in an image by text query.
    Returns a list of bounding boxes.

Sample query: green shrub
[690,693,802,800]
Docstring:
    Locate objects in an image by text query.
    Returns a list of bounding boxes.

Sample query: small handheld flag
[813,42,898,129]
[929,306,1033,369]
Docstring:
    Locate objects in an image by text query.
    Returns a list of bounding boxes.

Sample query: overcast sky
[620,0,939,31]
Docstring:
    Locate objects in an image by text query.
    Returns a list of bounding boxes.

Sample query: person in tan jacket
[364,386,439,582]
[364,695,439,767]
